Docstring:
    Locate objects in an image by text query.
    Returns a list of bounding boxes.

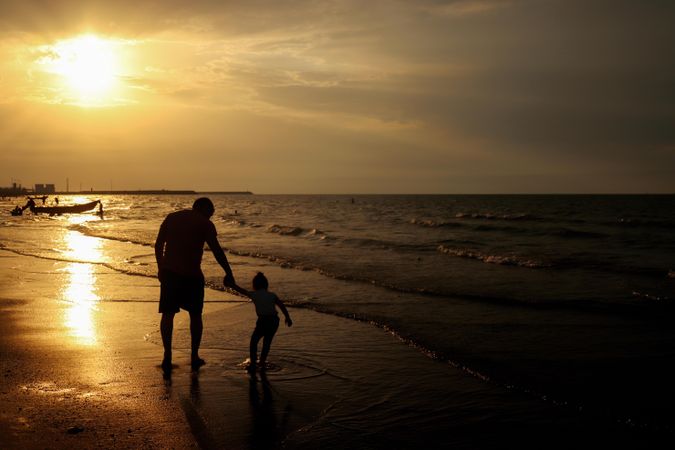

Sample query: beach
[0,249,668,449]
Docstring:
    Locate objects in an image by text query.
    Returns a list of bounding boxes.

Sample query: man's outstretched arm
[207,236,235,285]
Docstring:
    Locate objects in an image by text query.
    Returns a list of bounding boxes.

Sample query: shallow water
[2,194,675,439]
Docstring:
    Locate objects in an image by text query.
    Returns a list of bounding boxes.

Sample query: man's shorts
[159,271,205,314]
[252,315,280,339]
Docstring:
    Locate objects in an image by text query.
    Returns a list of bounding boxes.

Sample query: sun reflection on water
[61,220,103,345]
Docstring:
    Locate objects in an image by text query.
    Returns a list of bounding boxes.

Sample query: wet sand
[0,250,199,448]
[0,249,666,449]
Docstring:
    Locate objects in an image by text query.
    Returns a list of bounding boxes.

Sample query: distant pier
[3,187,254,197]
[53,190,253,195]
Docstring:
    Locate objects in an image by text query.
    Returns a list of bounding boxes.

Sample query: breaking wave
[437,245,551,269]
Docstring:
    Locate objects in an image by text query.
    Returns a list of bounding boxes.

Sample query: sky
[1,0,673,194]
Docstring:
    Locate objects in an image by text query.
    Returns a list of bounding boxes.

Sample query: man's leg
[189,311,205,367]
[160,312,175,368]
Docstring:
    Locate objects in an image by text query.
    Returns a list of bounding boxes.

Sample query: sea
[2,194,675,447]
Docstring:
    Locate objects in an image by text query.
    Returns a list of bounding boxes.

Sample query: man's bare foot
[191,357,206,370]
[161,359,173,373]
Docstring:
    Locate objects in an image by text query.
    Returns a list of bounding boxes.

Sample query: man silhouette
[155,197,235,372]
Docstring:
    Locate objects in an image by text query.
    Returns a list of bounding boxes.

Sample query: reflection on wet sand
[249,372,290,449]
[61,226,103,345]
[63,263,99,344]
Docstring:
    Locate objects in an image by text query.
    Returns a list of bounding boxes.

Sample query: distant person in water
[230,272,292,373]
[155,197,236,372]
[23,198,35,212]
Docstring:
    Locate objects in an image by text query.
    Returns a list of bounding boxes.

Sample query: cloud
[1,0,674,192]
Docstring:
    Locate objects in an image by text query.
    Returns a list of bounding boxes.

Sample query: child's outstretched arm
[275,297,293,326]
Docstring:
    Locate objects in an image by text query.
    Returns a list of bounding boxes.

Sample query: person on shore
[155,197,236,372]
[230,272,292,373]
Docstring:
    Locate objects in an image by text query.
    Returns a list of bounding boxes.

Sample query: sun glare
[41,34,120,105]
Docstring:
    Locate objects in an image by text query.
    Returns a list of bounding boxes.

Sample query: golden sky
[1,0,673,193]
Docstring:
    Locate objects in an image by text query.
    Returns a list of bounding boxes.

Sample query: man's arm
[206,235,235,285]
[154,222,167,279]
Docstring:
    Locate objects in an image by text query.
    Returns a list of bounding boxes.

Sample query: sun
[43,34,120,104]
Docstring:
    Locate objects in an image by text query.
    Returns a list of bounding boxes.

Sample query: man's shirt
[156,209,217,278]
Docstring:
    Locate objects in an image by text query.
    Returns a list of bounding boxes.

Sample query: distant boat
[29,200,102,215]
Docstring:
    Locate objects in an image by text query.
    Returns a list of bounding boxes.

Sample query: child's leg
[260,333,274,366]
[249,330,262,367]
[257,317,279,368]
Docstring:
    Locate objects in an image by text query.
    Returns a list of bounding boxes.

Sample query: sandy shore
[1,248,667,449]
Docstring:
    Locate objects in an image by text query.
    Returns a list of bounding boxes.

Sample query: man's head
[192,197,215,218]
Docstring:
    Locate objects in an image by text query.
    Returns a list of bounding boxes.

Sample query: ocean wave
[267,224,327,238]
[471,223,608,240]
[614,218,675,229]
[632,291,673,302]
[409,218,463,228]
[419,218,609,241]
[68,224,154,247]
[409,214,540,229]
[454,212,540,221]
[220,217,263,228]
[341,237,395,249]
[551,228,607,239]
[437,245,551,269]
[227,249,315,271]
[439,238,485,247]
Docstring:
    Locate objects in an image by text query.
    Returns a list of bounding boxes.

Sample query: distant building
[34,183,56,194]
[0,183,29,197]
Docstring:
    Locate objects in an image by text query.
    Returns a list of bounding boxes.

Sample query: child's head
[252,272,269,290]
